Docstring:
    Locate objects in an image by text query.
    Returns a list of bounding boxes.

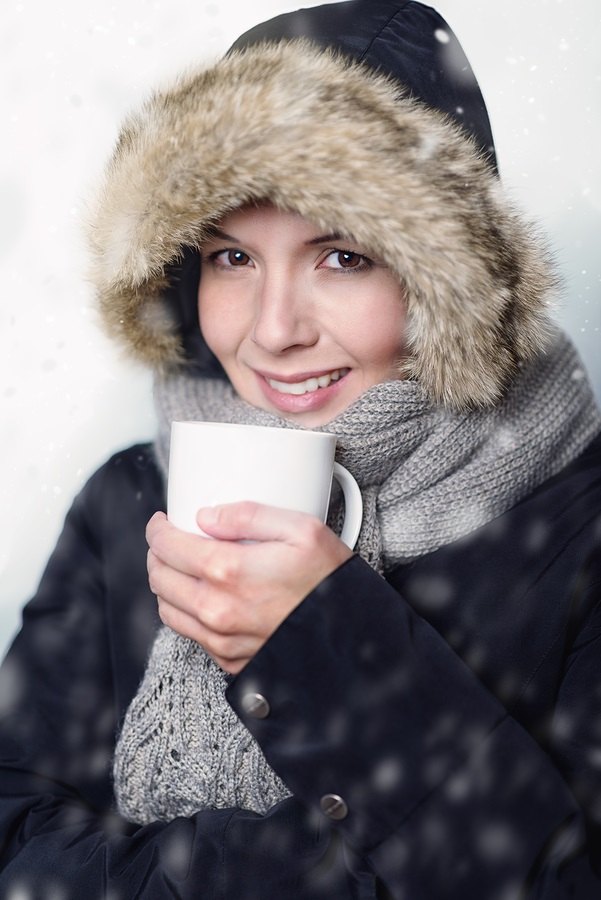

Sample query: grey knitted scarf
[114,329,601,824]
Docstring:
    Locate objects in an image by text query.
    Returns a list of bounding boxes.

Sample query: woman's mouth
[254,366,351,416]
[265,367,350,395]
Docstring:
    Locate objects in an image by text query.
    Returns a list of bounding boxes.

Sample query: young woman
[1,1,600,897]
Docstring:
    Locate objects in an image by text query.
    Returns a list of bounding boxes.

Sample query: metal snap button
[320,794,349,820]
[241,692,271,719]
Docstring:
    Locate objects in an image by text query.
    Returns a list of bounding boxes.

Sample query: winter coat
[0,435,600,898]
[2,1,601,897]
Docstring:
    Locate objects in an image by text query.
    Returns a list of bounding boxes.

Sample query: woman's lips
[254,367,351,412]
[265,367,350,395]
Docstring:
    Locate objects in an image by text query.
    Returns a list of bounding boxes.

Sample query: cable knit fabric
[113,327,601,824]
[113,629,290,823]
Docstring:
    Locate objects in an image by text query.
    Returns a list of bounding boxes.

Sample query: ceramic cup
[168,421,363,549]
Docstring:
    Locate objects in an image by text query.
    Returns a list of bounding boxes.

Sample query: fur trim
[87,40,556,409]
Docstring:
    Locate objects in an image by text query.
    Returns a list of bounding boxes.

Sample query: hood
[230,0,498,171]
[88,1,555,410]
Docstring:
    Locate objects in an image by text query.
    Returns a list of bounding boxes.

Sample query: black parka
[0,434,600,898]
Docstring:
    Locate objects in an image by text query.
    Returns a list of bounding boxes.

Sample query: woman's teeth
[266,368,349,396]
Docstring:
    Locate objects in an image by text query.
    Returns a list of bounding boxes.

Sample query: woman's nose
[251,272,319,354]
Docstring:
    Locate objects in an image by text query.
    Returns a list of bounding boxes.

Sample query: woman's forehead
[205,203,356,246]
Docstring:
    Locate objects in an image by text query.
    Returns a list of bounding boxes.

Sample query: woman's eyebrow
[306,232,344,245]
[203,229,350,245]
[204,228,238,242]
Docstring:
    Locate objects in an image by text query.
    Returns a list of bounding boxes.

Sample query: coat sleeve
[0,461,344,899]
[227,554,601,899]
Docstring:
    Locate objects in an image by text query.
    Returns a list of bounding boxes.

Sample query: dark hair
[167,246,227,379]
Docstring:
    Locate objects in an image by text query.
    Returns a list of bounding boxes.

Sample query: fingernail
[197,506,218,527]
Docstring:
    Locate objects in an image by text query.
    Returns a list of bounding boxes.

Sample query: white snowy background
[1,0,599,656]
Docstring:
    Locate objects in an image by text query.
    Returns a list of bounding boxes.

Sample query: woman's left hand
[146,504,353,674]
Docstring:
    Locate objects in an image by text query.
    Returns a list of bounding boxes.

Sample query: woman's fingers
[196,502,352,584]
[145,504,353,669]
[148,546,246,634]
[148,503,351,604]
[197,501,314,544]
[147,510,245,582]
[147,548,202,615]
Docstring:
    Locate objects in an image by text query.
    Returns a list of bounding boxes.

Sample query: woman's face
[198,205,406,427]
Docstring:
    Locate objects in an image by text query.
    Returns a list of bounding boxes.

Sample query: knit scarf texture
[113,329,601,824]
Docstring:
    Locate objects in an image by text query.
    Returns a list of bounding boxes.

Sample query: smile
[265,368,350,395]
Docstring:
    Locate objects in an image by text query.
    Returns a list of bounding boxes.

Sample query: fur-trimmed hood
[88,5,555,410]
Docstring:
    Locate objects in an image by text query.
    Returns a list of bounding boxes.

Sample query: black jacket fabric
[0,434,600,898]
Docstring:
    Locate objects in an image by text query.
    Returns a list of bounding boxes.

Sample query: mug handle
[333,462,363,550]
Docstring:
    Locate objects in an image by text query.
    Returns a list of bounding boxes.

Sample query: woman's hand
[146,504,353,674]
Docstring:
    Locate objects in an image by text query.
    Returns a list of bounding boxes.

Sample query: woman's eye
[212,248,252,267]
[322,250,368,270]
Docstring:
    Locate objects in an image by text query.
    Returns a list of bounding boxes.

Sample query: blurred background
[1,0,600,656]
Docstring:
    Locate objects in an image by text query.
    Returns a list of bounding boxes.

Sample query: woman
[1,1,600,897]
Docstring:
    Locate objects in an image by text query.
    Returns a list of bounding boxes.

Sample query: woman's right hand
[146,503,352,673]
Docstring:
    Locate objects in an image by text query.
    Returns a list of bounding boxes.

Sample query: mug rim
[171,420,335,440]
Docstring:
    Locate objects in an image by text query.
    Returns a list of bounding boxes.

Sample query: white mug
[168,421,363,549]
